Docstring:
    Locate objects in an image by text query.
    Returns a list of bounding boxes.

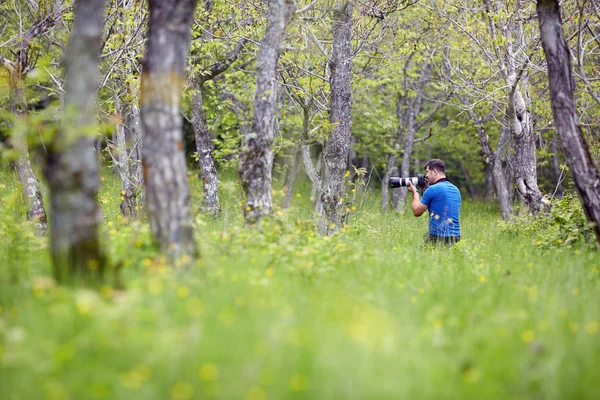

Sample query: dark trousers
[424,233,461,246]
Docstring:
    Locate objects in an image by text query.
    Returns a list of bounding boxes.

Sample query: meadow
[1,169,599,400]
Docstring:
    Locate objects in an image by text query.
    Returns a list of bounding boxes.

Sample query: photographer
[407,159,461,245]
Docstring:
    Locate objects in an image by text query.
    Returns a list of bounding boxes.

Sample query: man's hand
[407,181,418,194]
[409,181,428,217]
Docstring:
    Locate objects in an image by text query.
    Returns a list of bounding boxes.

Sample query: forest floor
[1,170,599,399]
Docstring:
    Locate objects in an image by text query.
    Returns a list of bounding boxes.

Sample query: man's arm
[408,182,427,217]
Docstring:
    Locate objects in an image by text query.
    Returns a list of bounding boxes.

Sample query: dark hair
[424,159,446,173]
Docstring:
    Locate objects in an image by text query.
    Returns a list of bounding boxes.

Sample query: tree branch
[196,37,249,85]
[413,127,433,144]
[295,0,317,14]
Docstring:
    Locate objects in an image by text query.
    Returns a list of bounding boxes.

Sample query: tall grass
[1,170,599,399]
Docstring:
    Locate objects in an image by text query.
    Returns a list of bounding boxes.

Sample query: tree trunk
[381,153,398,213]
[239,0,296,225]
[469,109,513,220]
[390,62,433,212]
[141,0,199,258]
[397,66,432,211]
[44,0,106,282]
[118,1,144,218]
[483,157,493,200]
[10,82,48,234]
[282,144,303,209]
[317,0,353,235]
[15,143,47,234]
[550,139,564,199]
[191,83,221,217]
[509,82,544,212]
[383,99,404,213]
[491,155,513,220]
[128,102,144,209]
[189,38,248,218]
[538,0,600,245]
[114,87,142,219]
[309,146,322,202]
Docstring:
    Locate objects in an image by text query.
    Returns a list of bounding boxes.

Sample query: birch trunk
[538,0,600,245]
[44,0,106,281]
[239,0,296,224]
[141,0,199,257]
[317,0,353,235]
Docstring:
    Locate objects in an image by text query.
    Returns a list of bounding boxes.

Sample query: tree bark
[479,0,542,215]
[44,0,107,281]
[191,84,221,217]
[141,0,199,258]
[116,1,144,218]
[308,145,322,202]
[190,38,248,218]
[509,79,544,212]
[317,0,353,235]
[483,156,494,200]
[550,139,564,199]
[9,80,48,234]
[113,86,142,219]
[538,0,600,245]
[128,102,144,212]
[239,0,296,225]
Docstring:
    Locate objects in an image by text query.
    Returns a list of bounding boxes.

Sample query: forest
[1,0,599,399]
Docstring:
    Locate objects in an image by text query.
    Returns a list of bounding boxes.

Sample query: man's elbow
[412,208,424,217]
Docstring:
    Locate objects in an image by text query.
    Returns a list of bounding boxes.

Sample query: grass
[0,169,599,400]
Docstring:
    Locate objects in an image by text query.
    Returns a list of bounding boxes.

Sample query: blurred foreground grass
[0,170,599,399]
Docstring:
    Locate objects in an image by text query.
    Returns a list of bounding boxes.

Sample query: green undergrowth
[1,170,599,399]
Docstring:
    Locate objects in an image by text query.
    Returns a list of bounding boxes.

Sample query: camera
[389,174,427,189]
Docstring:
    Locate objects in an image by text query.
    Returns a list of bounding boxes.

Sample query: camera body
[389,174,427,189]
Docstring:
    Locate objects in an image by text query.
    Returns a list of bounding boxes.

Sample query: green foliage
[498,193,598,250]
[2,1,600,397]
[2,172,600,399]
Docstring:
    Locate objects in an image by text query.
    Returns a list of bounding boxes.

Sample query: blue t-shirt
[420,180,461,237]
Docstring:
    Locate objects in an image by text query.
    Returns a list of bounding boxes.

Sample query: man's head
[424,159,446,184]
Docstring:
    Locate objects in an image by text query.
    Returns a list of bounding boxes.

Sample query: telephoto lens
[388,174,427,189]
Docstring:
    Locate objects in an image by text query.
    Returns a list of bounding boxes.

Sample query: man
[407,159,461,245]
